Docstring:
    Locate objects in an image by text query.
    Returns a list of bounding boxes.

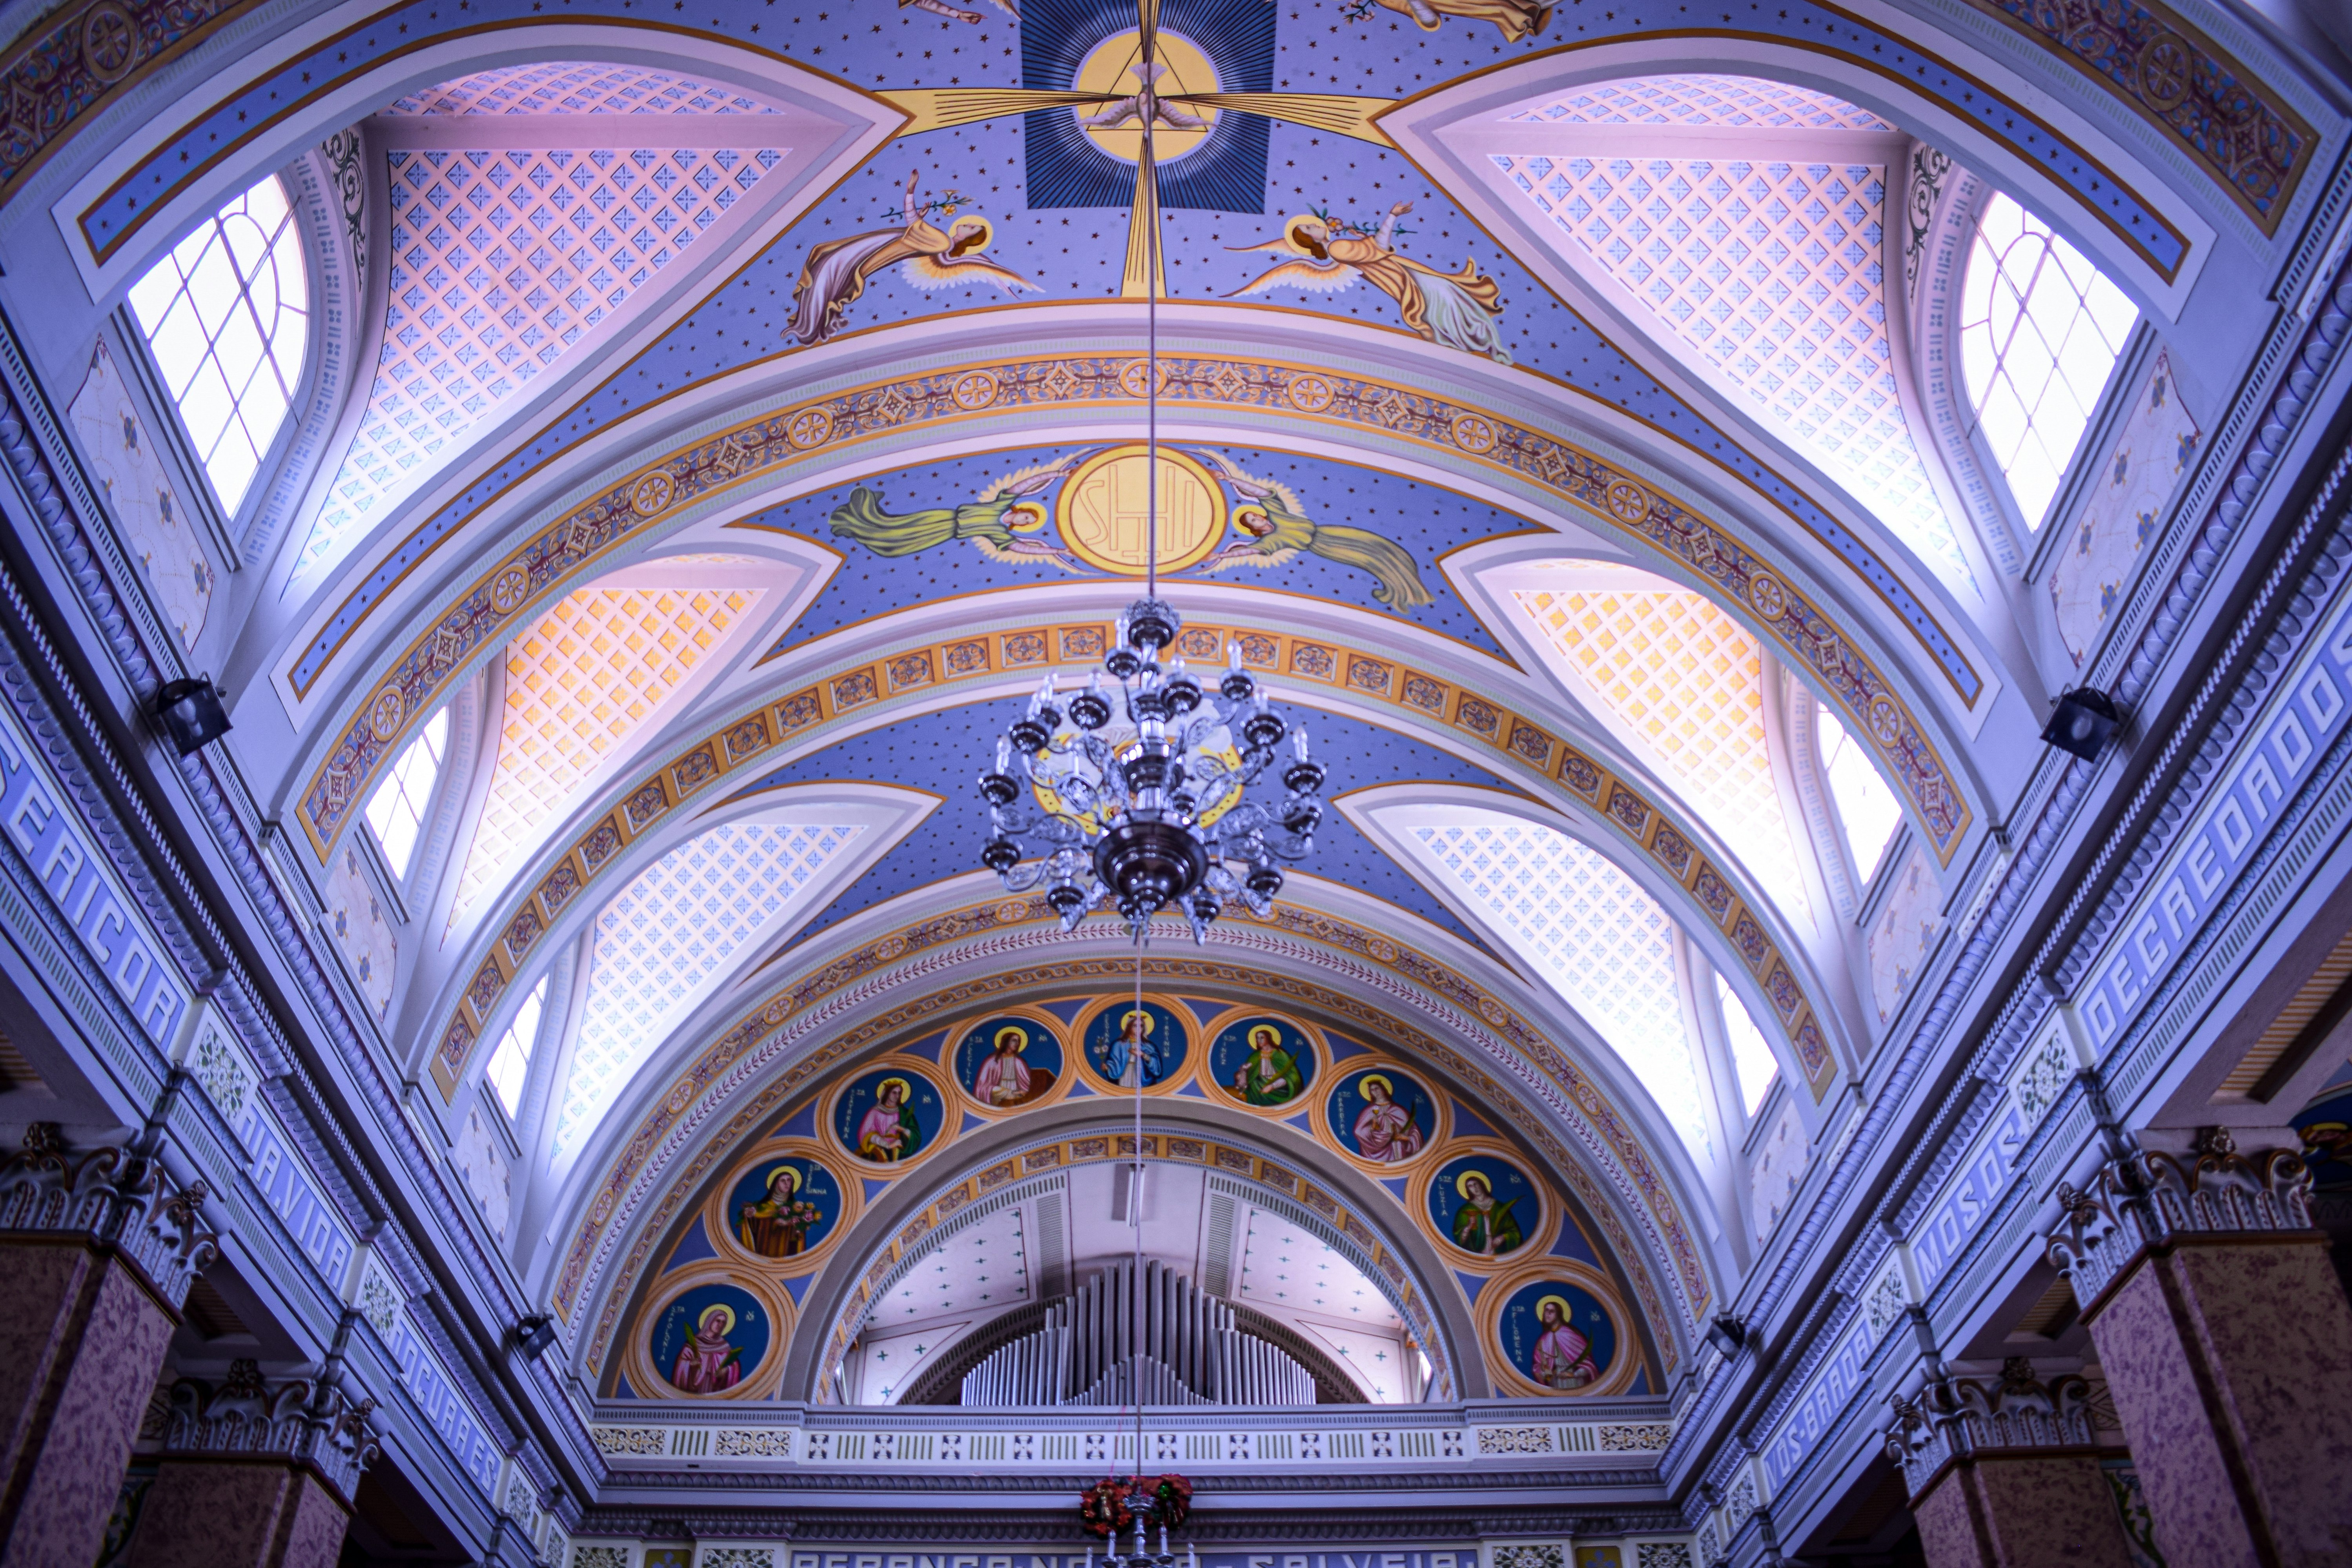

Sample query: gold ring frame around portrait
[704,1136,858,1276]
[1071,992,1195,1096]
[1475,1255,1646,1400]
[942,1003,1080,1118]
[822,1054,952,1176]
[1309,1054,1452,1174]
[1196,1002,1326,1117]
[622,1259,794,1404]
[1410,1137,1560,1268]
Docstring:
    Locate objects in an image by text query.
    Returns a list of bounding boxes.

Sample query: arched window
[126,175,310,516]
[1716,975,1777,1119]
[1957,193,2136,530]
[1817,701,1903,884]
[362,708,450,879]
[485,976,549,1118]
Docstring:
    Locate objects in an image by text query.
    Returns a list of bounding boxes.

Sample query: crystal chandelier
[978,599,1326,940]
[975,29,1328,943]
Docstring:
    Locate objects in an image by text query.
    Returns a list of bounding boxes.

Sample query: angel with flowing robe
[1354,0,1554,43]
[1196,453,1434,608]
[827,455,1079,562]
[1229,204,1510,365]
[786,171,1036,346]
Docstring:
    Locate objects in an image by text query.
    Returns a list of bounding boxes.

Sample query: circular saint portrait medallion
[1079,999,1190,1089]
[1326,1066,1437,1166]
[724,1155,844,1262]
[1208,1016,1317,1109]
[831,1067,947,1165]
[649,1283,770,1396]
[1495,1277,1617,1393]
[954,1015,1064,1110]
[1426,1153,1541,1261]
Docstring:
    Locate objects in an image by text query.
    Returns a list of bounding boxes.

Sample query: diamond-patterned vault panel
[1491,154,1969,583]
[296,143,783,576]
[1514,583,1809,921]
[1412,820,1710,1158]
[391,63,781,116]
[449,582,759,926]
[550,821,861,1162]
[1507,75,1893,131]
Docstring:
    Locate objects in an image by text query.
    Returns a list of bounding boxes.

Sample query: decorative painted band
[426,618,1832,1123]
[584,1422,1672,1465]
[296,353,1972,868]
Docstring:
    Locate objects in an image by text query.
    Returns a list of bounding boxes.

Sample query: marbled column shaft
[119,1459,351,1568]
[1911,1451,2135,1568]
[2085,1237,2352,1568]
[0,1238,178,1568]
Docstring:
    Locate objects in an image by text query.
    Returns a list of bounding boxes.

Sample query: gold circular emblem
[80,3,139,83]
[1119,359,1172,399]
[2138,32,2194,111]
[629,472,674,517]
[366,687,404,742]
[1286,375,1335,413]
[490,566,530,614]
[1070,29,1221,164]
[995,899,1030,925]
[1747,572,1788,621]
[1603,479,1649,523]
[1867,696,1904,747]
[786,407,834,450]
[1450,414,1497,454]
[1053,444,1229,576]
[951,371,1000,410]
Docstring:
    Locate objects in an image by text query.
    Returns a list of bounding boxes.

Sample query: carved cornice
[161,1357,379,1506]
[1884,1358,2099,1499]
[0,1122,217,1312]
[2046,1127,2318,1315]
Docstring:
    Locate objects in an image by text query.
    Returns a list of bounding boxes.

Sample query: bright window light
[485,977,548,1119]
[126,175,310,517]
[1957,192,2136,530]
[1716,975,1778,1120]
[361,708,449,879]
[1818,701,1904,884]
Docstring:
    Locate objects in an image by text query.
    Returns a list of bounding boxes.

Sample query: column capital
[0,1122,218,1312]
[2045,1127,2316,1315]
[1885,1358,2100,1499]
[159,1359,380,1507]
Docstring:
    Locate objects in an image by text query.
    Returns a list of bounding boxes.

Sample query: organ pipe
[959,1260,1316,1407]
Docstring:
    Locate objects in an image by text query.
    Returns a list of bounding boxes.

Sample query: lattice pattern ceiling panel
[390,63,781,116]
[449,582,760,925]
[1411,820,1710,1157]
[1235,1209,1402,1330]
[296,143,783,575]
[550,821,862,1161]
[1514,582,1810,920]
[1490,153,1969,582]
[1506,75,1893,130]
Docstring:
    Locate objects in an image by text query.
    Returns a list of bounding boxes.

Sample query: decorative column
[0,1123,215,1568]
[120,1359,377,1568]
[2047,1127,2352,1568]
[1884,1359,2133,1568]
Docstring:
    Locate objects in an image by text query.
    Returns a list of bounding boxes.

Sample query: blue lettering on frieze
[2082,583,2352,1056]
[379,1308,503,1493]
[1911,1101,2030,1291]
[1763,1317,1875,1488]
[242,1102,355,1285]
[0,705,188,1046]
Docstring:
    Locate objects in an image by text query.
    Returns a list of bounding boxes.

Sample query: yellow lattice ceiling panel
[1516,584,1810,920]
[450,584,758,925]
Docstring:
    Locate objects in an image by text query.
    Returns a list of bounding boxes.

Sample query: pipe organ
[959,1260,1318,1407]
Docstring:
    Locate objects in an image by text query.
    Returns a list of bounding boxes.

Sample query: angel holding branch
[786,171,1036,346]
[1229,204,1510,365]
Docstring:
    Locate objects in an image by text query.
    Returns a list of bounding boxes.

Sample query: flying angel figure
[1073,62,1215,133]
[1197,453,1435,608]
[786,171,1036,346]
[828,455,1082,565]
[1229,204,1510,365]
[898,0,1018,21]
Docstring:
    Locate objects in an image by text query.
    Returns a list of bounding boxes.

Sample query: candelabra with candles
[1084,1505,1195,1568]
[979,596,1326,942]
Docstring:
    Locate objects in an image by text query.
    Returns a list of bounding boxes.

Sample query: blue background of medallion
[1426,1151,1538,1258]
[1494,1278,1616,1387]
[649,1282,771,1393]
[954,1014,1067,1106]
[832,1067,949,1162]
[1080,998,1191,1086]
[1326,1065,1437,1161]
[724,1156,844,1258]
[1208,1015,1317,1105]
